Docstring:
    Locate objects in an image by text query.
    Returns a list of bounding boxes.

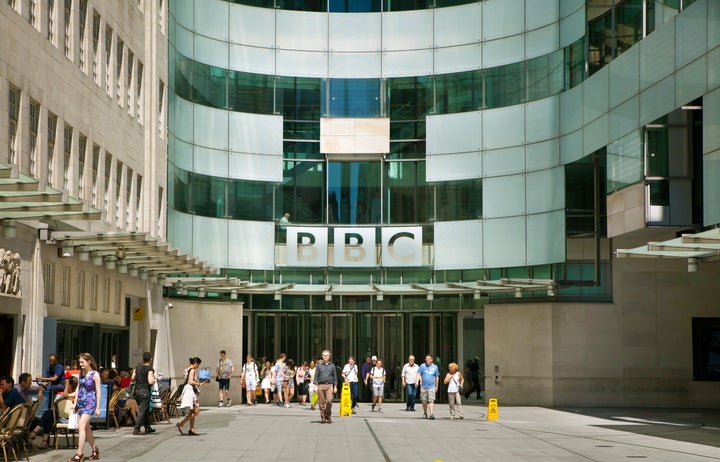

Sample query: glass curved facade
[223,0,477,13]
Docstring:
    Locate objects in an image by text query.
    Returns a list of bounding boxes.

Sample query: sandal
[68,453,84,462]
[37,441,49,450]
[176,423,184,435]
[89,446,100,460]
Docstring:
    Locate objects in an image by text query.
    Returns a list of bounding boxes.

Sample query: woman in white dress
[260,360,273,404]
[178,357,204,435]
[443,362,464,420]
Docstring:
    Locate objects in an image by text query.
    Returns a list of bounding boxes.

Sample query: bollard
[487,398,498,420]
[340,382,352,416]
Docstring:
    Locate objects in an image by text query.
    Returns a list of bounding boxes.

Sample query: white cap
[371,355,377,361]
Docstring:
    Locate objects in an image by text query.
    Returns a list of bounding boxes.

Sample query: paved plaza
[26,402,720,462]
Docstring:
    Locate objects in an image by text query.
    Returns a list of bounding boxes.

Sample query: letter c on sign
[387,232,415,262]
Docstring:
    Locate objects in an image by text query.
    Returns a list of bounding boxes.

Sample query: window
[91,144,100,206]
[105,26,113,96]
[78,134,87,198]
[158,80,165,136]
[693,318,720,381]
[89,274,98,310]
[63,124,72,191]
[115,161,123,225]
[61,266,71,306]
[47,112,57,186]
[92,11,100,84]
[76,270,85,309]
[136,61,144,120]
[103,277,111,313]
[29,100,40,176]
[64,0,72,60]
[135,174,142,229]
[29,0,38,29]
[126,168,133,227]
[116,38,124,104]
[8,86,19,165]
[43,263,55,304]
[127,50,134,116]
[114,280,122,314]
[47,0,56,44]
[78,0,87,71]
[104,152,112,211]
[158,0,165,35]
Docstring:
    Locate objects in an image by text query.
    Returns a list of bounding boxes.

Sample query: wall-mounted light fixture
[77,246,90,261]
[376,292,383,301]
[128,265,139,277]
[473,290,481,300]
[91,251,103,266]
[198,288,205,298]
[514,287,522,298]
[104,256,116,270]
[139,269,148,281]
[117,261,128,274]
[115,246,126,261]
[230,289,238,300]
[60,243,74,258]
[688,257,699,273]
[426,291,433,301]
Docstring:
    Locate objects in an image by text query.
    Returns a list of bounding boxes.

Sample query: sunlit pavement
[26,402,720,461]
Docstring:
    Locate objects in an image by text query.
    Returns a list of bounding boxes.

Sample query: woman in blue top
[70,352,101,462]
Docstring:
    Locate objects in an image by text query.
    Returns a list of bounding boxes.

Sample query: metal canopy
[616,229,720,264]
[0,163,101,221]
[165,277,556,299]
[51,232,218,277]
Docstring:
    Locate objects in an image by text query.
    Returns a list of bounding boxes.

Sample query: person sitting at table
[29,376,78,449]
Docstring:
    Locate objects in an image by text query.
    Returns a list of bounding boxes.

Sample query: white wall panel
[483,146,525,178]
[427,111,482,155]
[229,44,276,75]
[329,52,381,78]
[193,104,228,150]
[526,0,559,31]
[640,21,675,90]
[193,146,228,178]
[433,220,483,270]
[483,174,525,218]
[526,211,565,265]
[526,139,560,172]
[170,137,193,172]
[228,112,283,154]
[229,4,276,47]
[276,50,328,78]
[640,75,676,125]
[433,44,482,74]
[483,216,527,268]
[608,45,640,108]
[526,167,564,213]
[525,23,559,59]
[483,105,525,150]
[675,57,708,106]
[330,13,381,52]
[583,66,609,124]
[382,9,433,51]
[426,152,481,182]
[228,152,282,182]
[582,114,609,155]
[526,96,560,143]
[559,6,584,48]
[175,24,194,59]
[609,96,640,142]
[560,85,583,134]
[277,10,327,51]
[676,0,708,68]
[174,0,194,30]
[482,35,524,68]
[167,209,193,256]
[173,96,194,143]
[382,49,433,77]
[560,130,583,165]
[433,3,482,48]
[194,0,228,41]
[482,0,524,40]
[192,216,229,269]
[228,220,276,270]
[194,35,228,68]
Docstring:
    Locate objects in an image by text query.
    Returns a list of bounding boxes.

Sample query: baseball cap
[371,355,377,361]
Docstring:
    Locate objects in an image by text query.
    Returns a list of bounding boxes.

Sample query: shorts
[218,378,230,390]
[420,387,436,403]
[286,380,295,390]
[372,384,384,398]
[245,380,257,391]
[275,382,284,393]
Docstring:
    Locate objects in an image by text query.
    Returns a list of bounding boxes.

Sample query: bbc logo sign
[286,227,422,267]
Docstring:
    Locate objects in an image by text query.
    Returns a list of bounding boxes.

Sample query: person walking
[177,357,204,436]
[307,360,317,410]
[131,351,157,435]
[240,355,259,406]
[283,359,296,407]
[216,350,235,407]
[272,354,286,406]
[367,359,386,413]
[418,354,440,420]
[361,356,375,403]
[313,350,337,424]
[69,353,101,462]
[341,356,359,413]
[444,362,464,420]
[401,355,420,412]
[296,361,308,405]
[260,360,273,404]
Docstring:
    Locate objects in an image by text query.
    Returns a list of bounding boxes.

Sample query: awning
[51,232,218,278]
[616,228,720,270]
[165,277,557,299]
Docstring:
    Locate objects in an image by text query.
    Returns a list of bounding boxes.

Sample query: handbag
[67,410,79,430]
[150,382,162,409]
[125,379,136,399]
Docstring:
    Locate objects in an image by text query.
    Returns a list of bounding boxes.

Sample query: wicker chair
[151,387,172,424]
[20,400,39,454]
[165,386,182,418]
[0,404,27,462]
[52,398,77,450]
[107,389,125,429]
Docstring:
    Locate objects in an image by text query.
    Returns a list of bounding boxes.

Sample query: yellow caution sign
[339,382,352,417]
[487,398,498,420]
[132,307,145,321]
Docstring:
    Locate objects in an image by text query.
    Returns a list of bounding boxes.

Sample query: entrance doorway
[461,314,485,402]
[0,315,13,375]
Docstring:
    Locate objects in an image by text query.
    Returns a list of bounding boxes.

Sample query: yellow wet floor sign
[340,382,352,416]
[487,398,498,420]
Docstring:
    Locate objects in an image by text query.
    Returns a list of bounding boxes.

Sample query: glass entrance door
[408,313,457,403]
[461,314,485,403]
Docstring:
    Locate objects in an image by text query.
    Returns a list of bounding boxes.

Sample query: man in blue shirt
[0,375,26,410]
[417,354,440,420]
[36,353,65,410]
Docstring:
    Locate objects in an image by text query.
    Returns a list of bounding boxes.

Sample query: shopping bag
[68,410,79,430]
[311,392,319,407]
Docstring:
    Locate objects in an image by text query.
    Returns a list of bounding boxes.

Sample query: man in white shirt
[401,355,419,412]
[341,356,359,413]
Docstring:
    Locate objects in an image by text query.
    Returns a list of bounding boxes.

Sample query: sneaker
[227,399,232,407]
[218,402,224,407]
[405,406,410,411]
[429,414,435,420]
[371,404,375,412]
[285,404,290,408]
[378,408,383,413]
[423,413,427,419]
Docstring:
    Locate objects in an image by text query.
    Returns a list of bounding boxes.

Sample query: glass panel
[526,167,564,213]
[228,70,273,114]
[526,96,560,143]
[382,8,433,51]
[646,125,669,177]
[387,76,433,121]
[482,35,525,69]
[527,49,564,102]
[640,22,676,90]
[191,60,227,109]
[386,161,418,224]
[328,0,381,12]
[525,23,560,60]
[190,172,226,217]
[382,49,434,78]
[328,162,381,224]
[227,178,275,221]
[324,79,381,118]
[329,12,381,50]
[616,0,643,57]
[277,76,322,121]
[483,146,525,178]
[482,0,523,40]
[433,2,482,48]
[281,161,325,224]
[193,104,228,150]
[194,145,229,178]
[434,179,482,221]
[484,61,525,108]
[192,215,229,268]
[194,0,229,41]
[526,0,559,30]
[435,71,482,114]
[483,216,527,268]
[482,174,525,218]
[170,164,190,212]
[527,210,565,265]
[526,139,560,172]
[482,105,525,150]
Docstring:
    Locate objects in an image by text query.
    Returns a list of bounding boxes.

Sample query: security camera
[166,303,173,309]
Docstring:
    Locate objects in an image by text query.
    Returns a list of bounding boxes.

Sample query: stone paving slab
[24,402,720,462]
